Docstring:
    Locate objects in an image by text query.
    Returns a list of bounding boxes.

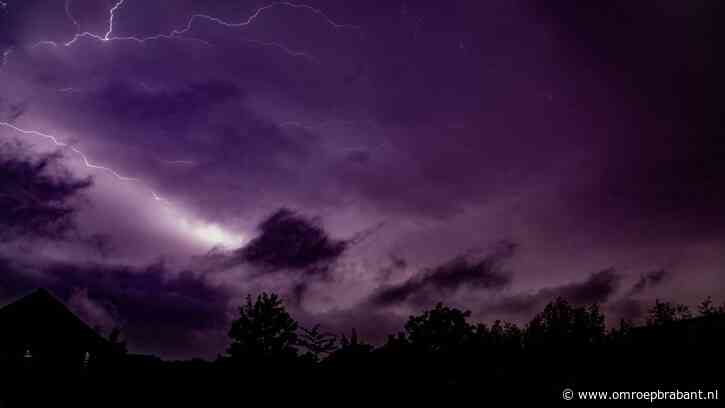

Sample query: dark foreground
[2,306,724,405]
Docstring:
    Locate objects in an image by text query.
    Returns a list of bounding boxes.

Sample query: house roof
[0,288,110,350]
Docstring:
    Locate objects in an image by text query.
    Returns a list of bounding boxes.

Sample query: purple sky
[1,0,723,359]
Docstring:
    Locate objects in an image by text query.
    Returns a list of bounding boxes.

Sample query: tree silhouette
[227,293,299,361]
[337,329,374,355]
[473,319,523,351]
[525,297,605,350]
[4,288,724,402]
[403,303,475,353]
[646,299,692,326]
[328,329,373,363]
[697,296,725,317]
[298,324,337,362]
[325,329,376,387]
[608,318,634,345]
[108,328,127,356]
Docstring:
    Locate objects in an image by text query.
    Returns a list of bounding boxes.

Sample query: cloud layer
[1,0,724,358]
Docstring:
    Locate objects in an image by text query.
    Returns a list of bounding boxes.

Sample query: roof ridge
[0,287,110,345]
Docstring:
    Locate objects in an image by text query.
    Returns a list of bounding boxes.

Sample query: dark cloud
[377,254,408,282]
[605,269,670,323]
[555,268,622,305]
[369,242,516,307]
[629,269,668,296]
[0,141,91,242]
[87,79,243,128]
[234,208,348,273]
[390,255,407,270]
[0,98,26,122]
[425,244,516,291]
[369,278,425,308]
[490,268,622,316]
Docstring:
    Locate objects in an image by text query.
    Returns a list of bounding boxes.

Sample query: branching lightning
[170,2,360,35]
[241,39,319,63]
[34,0,208,48]
[0,121,168,203]
[1,0,359,210]
[31,0,358,59]
[22,0,196,49]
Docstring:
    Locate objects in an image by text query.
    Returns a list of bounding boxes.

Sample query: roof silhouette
[0,288,110,350]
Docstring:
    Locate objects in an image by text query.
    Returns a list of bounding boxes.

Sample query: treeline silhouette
[3,143,720,402]
[3,292,724,404]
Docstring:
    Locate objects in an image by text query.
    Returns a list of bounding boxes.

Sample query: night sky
[1,0,723,359]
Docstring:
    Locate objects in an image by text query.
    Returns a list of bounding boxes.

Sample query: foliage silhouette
[646,299,692,326]
[227,292,299,362]
[298,324,337,363]
[402,302,475,353]
[697,296,725,317]
[2,289,725,403]
[525,297,605,349]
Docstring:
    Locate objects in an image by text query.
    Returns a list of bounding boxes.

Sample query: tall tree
[227,293,299,360]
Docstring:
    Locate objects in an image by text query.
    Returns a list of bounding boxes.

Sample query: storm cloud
[234,208,347,273]
[489,268,622,317]
[2,0,725,358]
[629,269,669,296]
[369,242,516,307]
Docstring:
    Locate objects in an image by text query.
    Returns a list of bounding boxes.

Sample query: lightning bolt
[2,1,359,206]
[241,39,319,63]
[170,2,360,36]
[104,0,124,40]
[33,0,208,48]
[31,0,358,60]
[157,158,197,166]
[280,119,388,156]
[65,0,80,33]
[0,121,168,203]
